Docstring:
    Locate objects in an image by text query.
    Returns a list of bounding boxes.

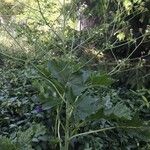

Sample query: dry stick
[73,33,146,73]
[108,34,147,75]
[126,37,146,60]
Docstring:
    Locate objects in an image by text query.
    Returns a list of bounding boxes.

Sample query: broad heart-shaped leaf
[47,60,70,83]
[74,94,100,121]
[67,73,87,96]
[87,108,141,125]
[81,70,92,83]
[47,59,80,84]
[87,96,133,122]
[104,102,132,120]
[89,73,113,86]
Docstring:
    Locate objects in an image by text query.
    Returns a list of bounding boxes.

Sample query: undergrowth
[0,0,150,150]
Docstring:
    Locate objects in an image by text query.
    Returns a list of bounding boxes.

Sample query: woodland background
[0,0,150,149]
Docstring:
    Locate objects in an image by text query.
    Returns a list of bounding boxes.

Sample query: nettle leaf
[74,95,100,121]
[81,70,92,83]
[104,102,132,120]
[89,73,113,86]
[41,97,61,110]
[47,60,71,83]
[47,59,80,84]
[68,76,86,96]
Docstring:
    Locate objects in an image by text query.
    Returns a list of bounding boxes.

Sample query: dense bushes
[0,58,150,149]
[0,0,150,149]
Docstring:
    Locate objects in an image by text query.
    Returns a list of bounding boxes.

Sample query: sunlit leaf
[123,0,133,13]
[117,32,126,41]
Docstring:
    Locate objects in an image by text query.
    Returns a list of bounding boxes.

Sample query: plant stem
[64,100,70,150]
[69,126,149,140]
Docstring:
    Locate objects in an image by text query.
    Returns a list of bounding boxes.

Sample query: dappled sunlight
[0,0,150,149]
[0,29,36,57]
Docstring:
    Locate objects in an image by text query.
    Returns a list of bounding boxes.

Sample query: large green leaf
[47,60,81,84]
[74,95,100,121]
[104,102,132,120]
[67,73,87,96]
[47,60,71,83]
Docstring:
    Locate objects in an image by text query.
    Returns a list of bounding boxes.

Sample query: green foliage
[0,0,150,149]
[15,123,47,150]
[0,136,17,150]
[32,59,150,149]
[0,123,47,150]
